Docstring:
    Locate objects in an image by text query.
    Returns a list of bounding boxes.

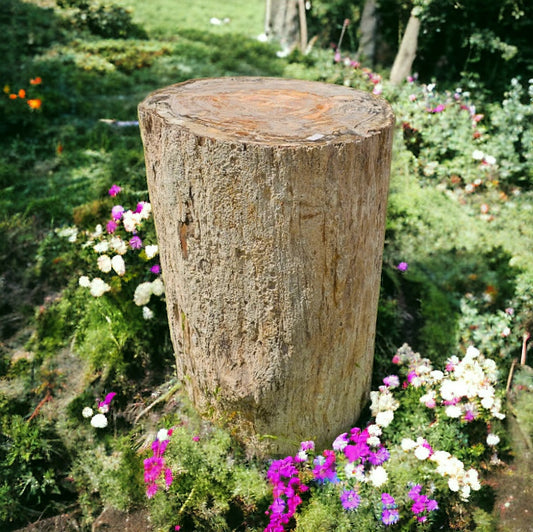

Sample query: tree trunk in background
[357,0,379,66]
[390,11,421,84]
[265,0,300,53]
[138,77,394,455]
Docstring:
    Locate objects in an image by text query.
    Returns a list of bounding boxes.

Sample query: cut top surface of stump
[139,77,394,146]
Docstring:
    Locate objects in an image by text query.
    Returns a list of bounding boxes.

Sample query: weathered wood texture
[138,77,394,454]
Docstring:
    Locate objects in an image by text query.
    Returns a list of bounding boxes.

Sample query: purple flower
[312,450,337,481]
[381,493,396,508]
[397,261,409,272]
[340,489,360,510]
[408,484,422,499]
[382,508,400,525]
[150,264,161,275]
[108,184,122,196]
[129,235,143,249]
[300,440,314,451]
[369,446,390,466]
[111,205,124,221]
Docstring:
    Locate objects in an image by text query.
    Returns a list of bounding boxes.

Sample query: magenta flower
[111,205,124,220]
[98,392,116,409]
[150,264,161,275]
[397,261,408,272]
[129,235,143,249]
[144,456,164,483]
[106,220,118,233]
[164,467,173,489]
[146,482,158,498]
[108,184,122,196]
[344,442,370,463]
[340,489,360,510]
[135,201,147,214]
[381,493,396,507]
[369,446,390,466]
[427,104,446,113]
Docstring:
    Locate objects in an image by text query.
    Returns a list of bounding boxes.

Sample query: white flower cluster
[395,344,505,423]
[133,278,164,306]
[73,195,164,317]
[472,149,497,166]
[431,451,481,501]
[122,202,152,231]
[440,346,505,420]
[370,387,400,428]
[79,275,111,297]
[401,438,481,501]
[82,406,109,429]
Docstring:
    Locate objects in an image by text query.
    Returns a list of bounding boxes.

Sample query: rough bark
[138,77,394,454]
[390,12,421,84]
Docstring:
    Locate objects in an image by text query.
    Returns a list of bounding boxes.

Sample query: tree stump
[138,77,394,454]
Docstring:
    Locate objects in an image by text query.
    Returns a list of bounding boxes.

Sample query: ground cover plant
[0,0,532,530]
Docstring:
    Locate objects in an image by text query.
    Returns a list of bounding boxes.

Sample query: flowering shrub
[61,184,164,319]
[262,344,505,530]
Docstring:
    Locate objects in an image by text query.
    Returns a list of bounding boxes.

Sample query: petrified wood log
[138,77,394,454]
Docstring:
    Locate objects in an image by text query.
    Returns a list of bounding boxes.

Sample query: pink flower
[111,205,124,220]
[192,435,200,442]
[129,236,143,249]
[383,375,400,388]
[146,483,158,499]
[108,184,122,196]
[164,467,173,488]
[397,262,408,272]
[106,220,118,233]
[427,104,446,113]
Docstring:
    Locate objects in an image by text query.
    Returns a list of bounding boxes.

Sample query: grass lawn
[114,0,266,39]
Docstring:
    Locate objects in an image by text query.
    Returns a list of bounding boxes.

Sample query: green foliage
[307,0,364,51]
[56,0,147,39]
[0,415,69,528]
[147,422,270,531]
[70,436,145,516]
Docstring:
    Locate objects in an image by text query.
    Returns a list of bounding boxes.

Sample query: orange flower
[18,89,26,98]
[9,93,17,99]
[27,98,42,109]
[30,77,42,85]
